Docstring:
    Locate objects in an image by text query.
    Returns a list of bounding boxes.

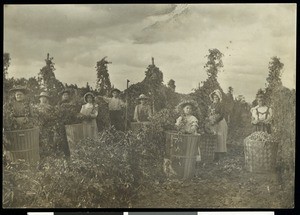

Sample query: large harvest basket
[244,138,278,173]
[4,127,40,164]
[165,131,200,179]
[198,133,216,162]
[65,124,85,154]
[131,122,151,132]
[82,122,98,139]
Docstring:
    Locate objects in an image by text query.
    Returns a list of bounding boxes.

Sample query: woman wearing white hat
[133,94,152,122]
[80,92,98,138]
[208,89,228,161]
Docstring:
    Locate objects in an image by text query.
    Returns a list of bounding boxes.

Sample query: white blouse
[80,103,98,118]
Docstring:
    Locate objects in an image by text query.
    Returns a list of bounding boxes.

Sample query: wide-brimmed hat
[84,92,95,103]
[176,100,198,112]
[111,88,121,94]
[59,89,72,96]
[9,85,29,94]
[138,94,149,100]
[209,89,222,102]
[38,91,50,98]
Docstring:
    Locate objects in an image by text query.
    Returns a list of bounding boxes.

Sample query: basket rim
[3,127,39,133]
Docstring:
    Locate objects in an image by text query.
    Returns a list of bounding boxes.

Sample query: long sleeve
[147,105,152,118]
[175,116,183,127]
[214,103,225,124]
[265,107,273,123]
[80,105,84,115]
[90,105,98,118]
[101,96,111,103]
[133,105,139,121]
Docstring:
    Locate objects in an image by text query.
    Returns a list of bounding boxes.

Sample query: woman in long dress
[208,89,228,161]
[250,93,272,134]
[80,92,98,138]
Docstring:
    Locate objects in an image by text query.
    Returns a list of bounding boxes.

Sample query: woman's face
[62,93,69,101]
[257,98,264,106]
[15,91,25,101]
[39,96,48,104]
[112,92,118,98]
[183,105,192,115]
[140,99,146,105]
[213,95,220,104]
[86,95,93,103]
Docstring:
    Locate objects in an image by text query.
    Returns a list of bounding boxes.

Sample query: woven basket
[244,138,278,173]
[198,133,216,163]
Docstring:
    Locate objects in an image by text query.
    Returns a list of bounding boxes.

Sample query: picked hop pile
[246,131,276,142]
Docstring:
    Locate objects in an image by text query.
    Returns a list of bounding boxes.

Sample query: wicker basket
[244,137,278,173]
[165,131,200,179]
[198,133,216,163]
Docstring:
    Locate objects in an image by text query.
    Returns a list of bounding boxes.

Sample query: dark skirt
[109,110,124,131]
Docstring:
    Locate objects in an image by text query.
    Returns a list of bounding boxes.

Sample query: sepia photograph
[3,4,296,208]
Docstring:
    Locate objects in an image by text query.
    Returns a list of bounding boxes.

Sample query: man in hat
[133,94,152,122]
[98,88,126,131]
[7,85,34,128]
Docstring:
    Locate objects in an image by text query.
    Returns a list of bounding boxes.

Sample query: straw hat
[111,88,121,94]
[9,85,29,94]
[138,94,149,100]
[176,100,198,112]
[38,92,50,99]
[83,92,95,103]
[209,89,222,102]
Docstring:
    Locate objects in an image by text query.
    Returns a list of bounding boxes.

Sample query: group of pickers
[4,84,273,161]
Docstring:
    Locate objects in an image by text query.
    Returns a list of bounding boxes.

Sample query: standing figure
[7,85,34,128]
[55,89,74,157]
[99,88,126,131]
[250,93,272,134]
[208,89,228,161]
[80,92,98,138]
[35,91,55,157]
[175,100,199,134]
[133,94,152,122]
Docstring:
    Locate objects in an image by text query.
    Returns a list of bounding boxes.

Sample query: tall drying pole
[151,57,155,114]
[125,79,130,131]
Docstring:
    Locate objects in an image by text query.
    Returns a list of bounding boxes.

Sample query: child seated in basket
[175,100,199,135]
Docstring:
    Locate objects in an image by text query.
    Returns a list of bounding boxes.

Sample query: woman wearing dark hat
[133,94,152,122]
[175,100,199,134]
[207,89,228,161]
[80,92,98,138]
[35,91,55,157]
[6,85,34,128]
[98,88,126,131]
[250,93,272,134]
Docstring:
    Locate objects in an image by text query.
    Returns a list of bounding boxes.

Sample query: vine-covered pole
[125,79,130,131]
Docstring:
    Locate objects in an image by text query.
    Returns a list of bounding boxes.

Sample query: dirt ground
[133,143,293,208]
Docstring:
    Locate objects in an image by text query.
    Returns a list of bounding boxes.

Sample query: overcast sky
[4,4,296,102]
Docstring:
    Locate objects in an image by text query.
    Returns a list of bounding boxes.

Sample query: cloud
[4,4,177,42]
[4,4,296,102]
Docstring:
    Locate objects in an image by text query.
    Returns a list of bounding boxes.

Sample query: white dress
[80,103,98,138]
